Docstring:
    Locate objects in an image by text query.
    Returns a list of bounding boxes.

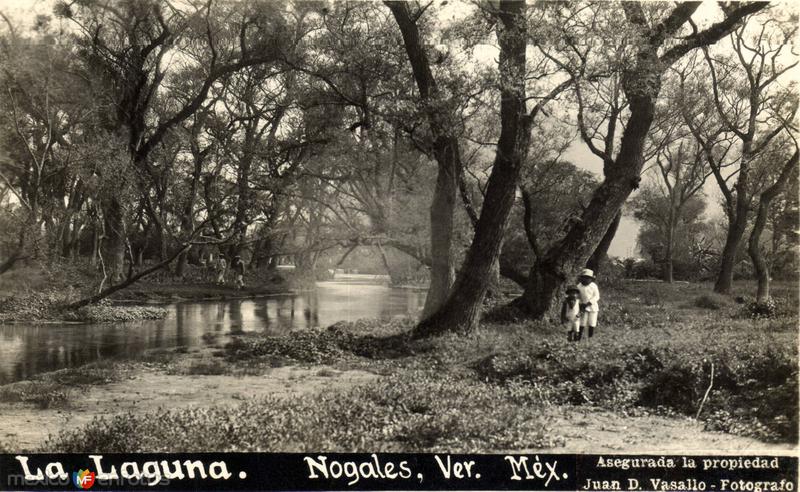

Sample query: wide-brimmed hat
[565,287,580,295]
[579,268,595,279]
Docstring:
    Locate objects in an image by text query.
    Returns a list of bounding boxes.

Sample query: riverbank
[111,281,294,303]
[0,293,169,324]
[0,264,292,323]
[0,280,796,453]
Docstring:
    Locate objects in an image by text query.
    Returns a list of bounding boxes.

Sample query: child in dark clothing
[561,287,581,342]
[231,255,245,290]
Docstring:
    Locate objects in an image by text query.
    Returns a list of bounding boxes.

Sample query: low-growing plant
[693,293,731,310]
[48,360,121,385]
[63,303,167,322]
[0,381,71,409]
[44,372,562,452]
[181,360,229,376]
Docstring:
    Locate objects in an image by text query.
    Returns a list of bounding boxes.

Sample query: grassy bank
[112,281,290,303]
[0,262,291,323]
[35,280,798,452]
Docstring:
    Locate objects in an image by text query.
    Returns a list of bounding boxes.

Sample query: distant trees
[0,20,88,272]
[631,187,710,282]
[631,137,711,282]
[680,8,798,294]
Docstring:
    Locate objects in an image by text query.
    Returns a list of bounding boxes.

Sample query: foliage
[736,297,781,320]
[502,161,598,274]
[44,372,560,452]
[471,327,797,442]
[225,318,416,364]
[630,185,714,280]
[62,303,167,323]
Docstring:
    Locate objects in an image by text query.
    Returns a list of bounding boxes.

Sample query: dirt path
[0,365,377,451]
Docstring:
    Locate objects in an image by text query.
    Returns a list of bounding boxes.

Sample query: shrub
[741,298,778,319]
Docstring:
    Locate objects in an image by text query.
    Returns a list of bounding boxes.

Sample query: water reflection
[0,278,424,385]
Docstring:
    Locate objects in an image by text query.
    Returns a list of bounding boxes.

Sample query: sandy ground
[539,406,797,455]
[0,364,378,450]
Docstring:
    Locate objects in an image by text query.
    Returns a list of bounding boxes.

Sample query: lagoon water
[0,276,425,385]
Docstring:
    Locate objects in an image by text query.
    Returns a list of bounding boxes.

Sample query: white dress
[577,282,600,327]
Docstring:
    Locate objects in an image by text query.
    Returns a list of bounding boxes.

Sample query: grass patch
[44,372,559,452]
[693,293,731,310]
[181,360,228,375]
[225,318,418,364]
[46,360,122,385]
[62,303,167,322]
[0,380,71,409]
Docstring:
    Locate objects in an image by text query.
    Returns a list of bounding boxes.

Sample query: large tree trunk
[422,148,458,317]
[748,151,798,303]
[586,212,621,273]
[515,58,661,319]
[231,125,256,258]
[714,139,754,294]
[102,197,126,283]
[386,1,460,317]
[413,0,530,336]
[715,209,748,294]
[176,149,204,277]
[663,209,675,283]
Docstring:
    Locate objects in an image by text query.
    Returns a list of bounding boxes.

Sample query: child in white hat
[576,268,600,339]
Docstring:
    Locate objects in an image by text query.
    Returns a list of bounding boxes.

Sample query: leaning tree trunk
[748,150,798,303]
[422,145,458,317]
[413,0,530,336]
[586,212,621,273]
[515,60,661,319]
[715,208,748,294]
[715,150,752,294]
[386,1,460,318]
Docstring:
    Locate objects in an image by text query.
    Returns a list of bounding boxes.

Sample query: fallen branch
[696,362,715,420]
[64,243,191,310]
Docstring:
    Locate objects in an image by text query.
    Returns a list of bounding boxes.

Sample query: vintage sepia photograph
[0,0,797,463]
